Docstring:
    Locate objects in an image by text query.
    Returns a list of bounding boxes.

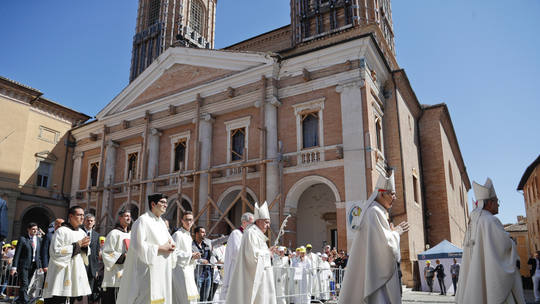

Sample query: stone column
[70,152,84,207]
[102,140,118,231]
[145,128,162,200]
[336,80,367,249]
[197,114,214,223]
[265,97,281,230]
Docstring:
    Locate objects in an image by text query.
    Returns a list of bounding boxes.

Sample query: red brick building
[517,154,540,254]
[69,0,470,288]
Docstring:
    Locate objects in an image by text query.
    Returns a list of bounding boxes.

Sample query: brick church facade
[70,0,470,288]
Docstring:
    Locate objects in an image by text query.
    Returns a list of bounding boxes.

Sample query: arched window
[189,0,205,35]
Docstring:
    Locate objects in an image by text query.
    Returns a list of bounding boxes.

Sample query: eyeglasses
[182,218,194,222]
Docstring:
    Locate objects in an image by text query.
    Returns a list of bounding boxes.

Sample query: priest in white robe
[306,244,321,300]
[220,212,254,301]
[337,172,410,304]
[319,253,331,301]
[225,202,277,304]
[455,178,525,304]
[171,211,201,304]
[101,210,131,304]
[43,206,92,304]
[273,246,289,304]
[117,193,177,304]
[291,247,311,304]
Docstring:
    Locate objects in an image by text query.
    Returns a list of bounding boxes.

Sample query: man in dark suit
[10,222,42,304]
[434,259,446,295]
[81,214,100,304]
[528,251,540,301]
[40,219,64,281]
[0,198,8,259]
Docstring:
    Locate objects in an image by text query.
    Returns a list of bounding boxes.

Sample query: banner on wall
[345,200,370,239]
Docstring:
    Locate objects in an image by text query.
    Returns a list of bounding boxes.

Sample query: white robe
[117,211,177,304]
[171,228,199,304]
[291,257,311,304]
[43,225,92,298]
[273,255,289,304]
[220,227,243,300]
[455,210,525,304]
[101,227,130,289]
[337,201,401,304]
[224,225,276,304]
[307,252,321,299]
[319,261,331,301]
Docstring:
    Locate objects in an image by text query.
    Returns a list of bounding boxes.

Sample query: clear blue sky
[1,1,538,225]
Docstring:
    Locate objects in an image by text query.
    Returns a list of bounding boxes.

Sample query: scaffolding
[82,76,285,244]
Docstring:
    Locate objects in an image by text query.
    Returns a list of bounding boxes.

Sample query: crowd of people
[0,194,348,304]
[0,174,529,304]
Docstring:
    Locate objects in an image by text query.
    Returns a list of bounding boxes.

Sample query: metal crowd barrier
[1,258,44,303]
[192,261,345,304]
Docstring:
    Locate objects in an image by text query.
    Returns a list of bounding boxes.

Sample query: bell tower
[130,0,217,82]
[291,0,395,54]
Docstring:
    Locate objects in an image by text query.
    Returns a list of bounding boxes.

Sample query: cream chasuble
[101,227,130,289]
[291,257,311,304]
[117,211,177,304]
[43,225,92,298]
[338,201,401,304]
[455,210,525,304]
[220,227,243,300]
[308,252,322,299]
[224,225,276,304]
[273,255,289,304]
[171,228,199,304]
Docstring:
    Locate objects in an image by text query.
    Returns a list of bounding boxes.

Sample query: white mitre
[254,201,270,220]
[466,178,497,247]
[353,171,395,230]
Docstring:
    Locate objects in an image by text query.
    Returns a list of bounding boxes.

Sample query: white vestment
[338,201,401,304]
[117,211,177,304]
[273,255,289,304]
[319,261,331,301]
[224,225,276,304]
[171,228,199,304]
[291,257,311,304]
[43,225,91,298]
[101,227,130,289]
[220,227,243,300]
[455,210,525,304]
[307,252,322,299]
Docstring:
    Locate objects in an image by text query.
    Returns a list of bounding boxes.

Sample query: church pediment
[96,47,275,120]
[125,63,238,110]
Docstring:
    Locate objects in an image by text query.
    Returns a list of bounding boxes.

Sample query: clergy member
[220,212,254,301]
[101,209,131,304]
[337,171,410,304]
[224,202,277,304]
[306,244,321,300]
[171,211,201,304]
[43,206,92,304]
[273,246,289,304]
[455,178,525,304]
[117,193,177,304]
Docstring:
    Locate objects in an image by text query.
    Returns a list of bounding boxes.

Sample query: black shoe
[439,293,444,295]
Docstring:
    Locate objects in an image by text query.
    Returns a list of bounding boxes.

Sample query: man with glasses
[455,178,525,304]
[117,193,177,304]
[172,211,200,304]
[43,206,92,304]
[338,172,409,304]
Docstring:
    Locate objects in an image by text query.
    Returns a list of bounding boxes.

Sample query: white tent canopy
[417,240,463,294]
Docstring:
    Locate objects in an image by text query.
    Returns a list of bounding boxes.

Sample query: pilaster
[145,128,162,201]
[70,152,84,207]
[197,114,214,221]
